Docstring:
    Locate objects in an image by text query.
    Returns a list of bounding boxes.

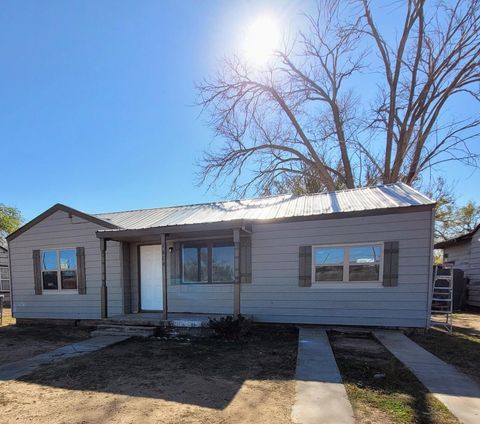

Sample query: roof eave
[7,203,121,242]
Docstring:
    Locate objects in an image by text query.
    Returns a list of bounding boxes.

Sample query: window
[182,242,234,284]
[313,243,383,283]
[0,266,9,291]
[41,249,77,291]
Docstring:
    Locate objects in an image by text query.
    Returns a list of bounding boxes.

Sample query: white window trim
[0,265,10,291]
[311,241,384,285]
[40,248,78,293]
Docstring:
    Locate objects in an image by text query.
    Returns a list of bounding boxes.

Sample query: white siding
[443,243,470,272]
[467,229,480,306]
[241,210,433,327]
[9,210,123,319]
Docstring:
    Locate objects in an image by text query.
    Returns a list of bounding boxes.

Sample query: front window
[41,249,77,291]
[182,242,234,284]
[0,266,9,291]
[313,243,383,283]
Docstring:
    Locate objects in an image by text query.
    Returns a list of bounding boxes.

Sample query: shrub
[207,315,253,340]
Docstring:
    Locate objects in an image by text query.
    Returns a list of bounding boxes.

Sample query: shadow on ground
[17,327,298,410]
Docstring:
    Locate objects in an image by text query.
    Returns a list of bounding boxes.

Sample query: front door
[140,244,163,311]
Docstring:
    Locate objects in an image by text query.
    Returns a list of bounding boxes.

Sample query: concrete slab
[291,327,354,424]
[0,335,129,381]
[375,330,480,424]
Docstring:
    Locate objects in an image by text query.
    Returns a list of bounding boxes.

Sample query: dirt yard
[411,310,480,384]
[0,327,298,424]
[330,331,459,424]
[0,308,91,367]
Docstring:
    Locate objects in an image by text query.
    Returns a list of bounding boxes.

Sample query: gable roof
[94,183,434,231]
[6,203,120,242]
[434,224,480,249]
[0,239,7,251]
[6,183,434,242]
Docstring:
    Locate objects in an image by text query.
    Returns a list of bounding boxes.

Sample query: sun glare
[243,14,280,66]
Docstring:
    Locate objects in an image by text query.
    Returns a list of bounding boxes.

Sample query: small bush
[208,315,253,340]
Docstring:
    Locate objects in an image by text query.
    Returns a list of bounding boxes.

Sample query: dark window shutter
[170,242,182,285]
[33,249,42,295]
[240,236,252,284]
[299,246,312,287]
[76,247,86,294]
[383,241,399,287]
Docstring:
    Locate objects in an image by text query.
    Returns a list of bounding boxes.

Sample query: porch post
[100,238,108,319]
[161,233,168,321]
[233,228,241,317]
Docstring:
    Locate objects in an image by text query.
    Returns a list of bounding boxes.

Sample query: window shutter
[170,242,182,285]
[299,246,312,287]
[33,249,42,295]
[76,247,86,294]
[383,241,399,287]
[240,236,252,284]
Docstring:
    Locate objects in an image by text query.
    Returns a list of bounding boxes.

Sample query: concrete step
[91,324,156,338]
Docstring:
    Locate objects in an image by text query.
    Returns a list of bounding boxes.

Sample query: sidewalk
[375,330,480,424]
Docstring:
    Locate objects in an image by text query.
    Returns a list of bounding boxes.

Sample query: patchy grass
[0,326,298,424]
[410,311,480,384]
[0,311,91,367]
[330,332,459,424]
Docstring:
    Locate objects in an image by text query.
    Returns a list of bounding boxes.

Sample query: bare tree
[197,0,480,195]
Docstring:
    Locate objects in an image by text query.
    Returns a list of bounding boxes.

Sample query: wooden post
[233,228,241,317]
[100,238,108,319]
[161,234,168,321]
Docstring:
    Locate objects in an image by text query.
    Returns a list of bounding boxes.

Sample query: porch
[97,222,252,321]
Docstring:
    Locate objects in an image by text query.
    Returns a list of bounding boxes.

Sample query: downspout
[100,238,108,319]
[426,206,436,329]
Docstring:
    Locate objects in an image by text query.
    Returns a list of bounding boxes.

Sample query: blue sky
[1,0,478,221]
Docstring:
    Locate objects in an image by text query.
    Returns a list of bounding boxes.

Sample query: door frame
[137,242,163,312]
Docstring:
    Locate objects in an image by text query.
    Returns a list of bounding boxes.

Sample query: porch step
[91,324,156,338]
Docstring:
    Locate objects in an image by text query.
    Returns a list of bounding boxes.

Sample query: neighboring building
[7,183,435,328]
[0,239,11,306]
[435,225,480,307]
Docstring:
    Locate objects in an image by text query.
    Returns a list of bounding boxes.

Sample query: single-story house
[435,225,480,307]
[7,183,435,328]
[0,239,11,306]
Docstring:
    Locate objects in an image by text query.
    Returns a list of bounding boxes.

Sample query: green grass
[330,332,459,424]
[410,314,480,384]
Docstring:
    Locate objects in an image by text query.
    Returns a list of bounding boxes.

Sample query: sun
[243,14,281,66]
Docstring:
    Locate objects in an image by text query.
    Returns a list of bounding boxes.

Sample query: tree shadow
[16,327,298,411]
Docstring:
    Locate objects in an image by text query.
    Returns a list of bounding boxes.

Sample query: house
[7,183,435,328]
[0,239,10,306]
[435,225,480,307]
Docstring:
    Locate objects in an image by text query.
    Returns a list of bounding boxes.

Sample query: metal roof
[94,183,434,230]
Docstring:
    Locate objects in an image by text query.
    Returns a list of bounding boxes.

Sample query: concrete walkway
[291,327,354,424]
[0,335,129,381]
[375,330,480,424]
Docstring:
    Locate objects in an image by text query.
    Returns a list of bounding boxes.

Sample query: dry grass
[0,326,298,424]
[1,307,15,326]
[330,332,459,424]
[0,308,91,367]
[410,311,480,384]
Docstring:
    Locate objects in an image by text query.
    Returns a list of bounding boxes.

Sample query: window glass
[43,271,58,290]
[41,250,57,270]
[61,271,77,289]
[212,245,234,282]
[183,246,208,283]
[314,247,344,282]
[349,244,381,282]
[60,249,76,270]
[315,247,344,265]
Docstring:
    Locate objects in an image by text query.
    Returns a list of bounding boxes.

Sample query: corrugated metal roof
[93,183,434,231]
